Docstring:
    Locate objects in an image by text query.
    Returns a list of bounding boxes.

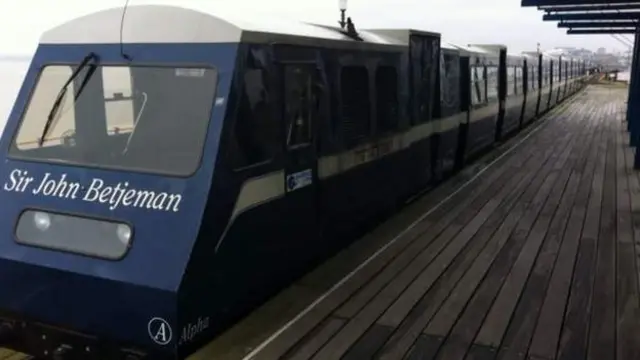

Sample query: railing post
[632,26,640,168]
[627,26,640,132]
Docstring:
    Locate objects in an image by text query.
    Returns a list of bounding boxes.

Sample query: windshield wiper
[38,52,99,147]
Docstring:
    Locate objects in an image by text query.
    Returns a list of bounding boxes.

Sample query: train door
[455,55,471,170]
[279,62,319,228]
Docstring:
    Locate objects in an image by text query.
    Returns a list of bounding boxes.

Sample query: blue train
[0,2,590,359]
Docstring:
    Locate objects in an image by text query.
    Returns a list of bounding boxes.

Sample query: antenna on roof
[119,0,132,61]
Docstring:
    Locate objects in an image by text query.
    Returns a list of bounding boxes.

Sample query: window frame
[8,62,218,178]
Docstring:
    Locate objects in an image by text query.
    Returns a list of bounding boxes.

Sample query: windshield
[9,65,217,176]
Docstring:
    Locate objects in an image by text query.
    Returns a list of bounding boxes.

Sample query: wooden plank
[474,94,599,360]
[526,93,607,360]
[555,93,608,360]
[372,111,577,360]
[308,189,514,359]
[587,100,617,360]
[427,101,590,360]
[282,317,346,360]
[343,133,563,359]
[403,105,579,360]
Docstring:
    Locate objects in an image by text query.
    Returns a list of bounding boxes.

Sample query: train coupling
[0,319,150,360]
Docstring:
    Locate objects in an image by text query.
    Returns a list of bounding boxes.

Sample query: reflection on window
[441,53,461,114]
[284,65,313,148]
[543,66,550,86]
[486,66,499,102]
[11,65,216,176]
[103,67,135,135]
[340,66,370,146]
[16,66,76,149]
[375,66,398,133]
[470,62,486,106]
[231,68,277,168]
[530,66,537,89]
[507,66,515,96]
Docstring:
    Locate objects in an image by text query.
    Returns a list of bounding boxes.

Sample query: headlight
[33,212,51,231]
[16,210,134,260]
[116,224,132,244]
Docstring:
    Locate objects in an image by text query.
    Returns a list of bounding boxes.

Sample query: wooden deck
[3,84,640,360]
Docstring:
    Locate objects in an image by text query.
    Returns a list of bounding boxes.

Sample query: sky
[0,0,633,55]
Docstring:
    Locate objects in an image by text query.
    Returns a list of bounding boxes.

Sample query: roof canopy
[521,0,640,35]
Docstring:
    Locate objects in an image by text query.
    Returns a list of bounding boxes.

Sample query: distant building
[597,47,606,55]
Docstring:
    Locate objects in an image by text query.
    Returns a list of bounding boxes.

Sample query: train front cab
[0,4,247,359]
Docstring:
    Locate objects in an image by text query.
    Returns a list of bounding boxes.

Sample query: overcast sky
[0,0,632,55]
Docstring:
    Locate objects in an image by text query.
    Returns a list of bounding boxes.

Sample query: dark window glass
[230,67,278,169]
[284,65,313,148]
[340,66,370,145]
[375,66,398,133]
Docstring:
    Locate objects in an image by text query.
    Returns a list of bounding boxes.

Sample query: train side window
[284,66,313,148]
[231,68,276,169]
[375,66,398,133]
[506,66,515,96]
[340,66,370,145]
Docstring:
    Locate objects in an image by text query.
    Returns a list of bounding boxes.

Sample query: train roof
[442,41,462,51]
[39,1,405,50]
[470,44,507,54]
[363,28,441,44]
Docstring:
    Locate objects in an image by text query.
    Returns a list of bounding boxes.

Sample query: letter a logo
[148,317,173,346]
